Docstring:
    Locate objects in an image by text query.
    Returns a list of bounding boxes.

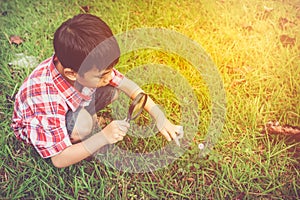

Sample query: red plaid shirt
[11,56,124,158]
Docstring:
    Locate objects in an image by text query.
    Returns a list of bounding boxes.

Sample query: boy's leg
[66,85,119,143]
[66,108,93,143]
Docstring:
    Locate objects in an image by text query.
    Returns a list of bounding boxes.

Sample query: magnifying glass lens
[126,93,147,122]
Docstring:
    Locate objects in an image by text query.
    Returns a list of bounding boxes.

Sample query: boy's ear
[63,68,78,81]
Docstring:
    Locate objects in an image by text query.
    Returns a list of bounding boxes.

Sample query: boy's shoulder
[17,56,59,100]
[28,57,53,80]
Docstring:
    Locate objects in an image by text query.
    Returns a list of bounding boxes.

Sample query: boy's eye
[95,69,112,79]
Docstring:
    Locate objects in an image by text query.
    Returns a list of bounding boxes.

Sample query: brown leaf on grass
[262,121,300,136]
[9,35,24,45]
[80,5,90,13]
[280,35,296,47]
[262,121,300,160]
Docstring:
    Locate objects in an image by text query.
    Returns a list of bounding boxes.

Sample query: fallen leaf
[280,35,296,47]
[9,35,24,45]
[263,121,300,135]
[262,121,300,161]
[80,5,90,13]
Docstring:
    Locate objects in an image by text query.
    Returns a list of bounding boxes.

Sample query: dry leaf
[9,35,24,45]
[263,121,300,135]
[280,35,296,47]
[262,121,300,160]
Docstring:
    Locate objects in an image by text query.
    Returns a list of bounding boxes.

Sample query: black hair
[53,14,120,76]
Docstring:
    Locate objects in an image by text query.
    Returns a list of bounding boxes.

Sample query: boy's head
[53,14,120,77]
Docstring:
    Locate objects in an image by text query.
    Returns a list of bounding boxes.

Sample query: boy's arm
[117,77,183,145]
[51,120,129,168]
[51,132,107,168]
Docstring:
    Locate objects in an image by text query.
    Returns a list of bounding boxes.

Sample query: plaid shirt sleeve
[11,86,72,158]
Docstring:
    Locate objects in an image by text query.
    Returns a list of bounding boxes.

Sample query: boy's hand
[158,119,184,146]
[150,105,184,146]
[101,120,130,144]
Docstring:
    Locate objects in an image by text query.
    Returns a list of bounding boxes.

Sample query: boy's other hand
[150,105,184,146]
[159,119,184,146]
[101,120,130,144]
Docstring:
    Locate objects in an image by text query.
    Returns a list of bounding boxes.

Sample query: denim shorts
[66,85,117,135]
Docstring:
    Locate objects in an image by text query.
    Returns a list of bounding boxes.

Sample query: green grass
[1,0,300,199]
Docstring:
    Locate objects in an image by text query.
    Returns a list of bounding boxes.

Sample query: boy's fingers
[175,125,184,133]
[169,129,178,141]
[161,129,171,141]
[118,120,130,127]
[118,131,126,136]
[117,136,124,141]
[175,125,184,138]
[116,120,130,132]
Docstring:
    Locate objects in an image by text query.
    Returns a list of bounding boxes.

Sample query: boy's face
[76,67,113,88]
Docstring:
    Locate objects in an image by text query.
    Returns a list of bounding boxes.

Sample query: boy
[11,14,182,168]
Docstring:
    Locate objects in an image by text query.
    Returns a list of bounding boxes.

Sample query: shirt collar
[49,55,94,111]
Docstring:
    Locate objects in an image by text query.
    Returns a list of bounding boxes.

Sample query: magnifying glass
[125,92,148,122]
